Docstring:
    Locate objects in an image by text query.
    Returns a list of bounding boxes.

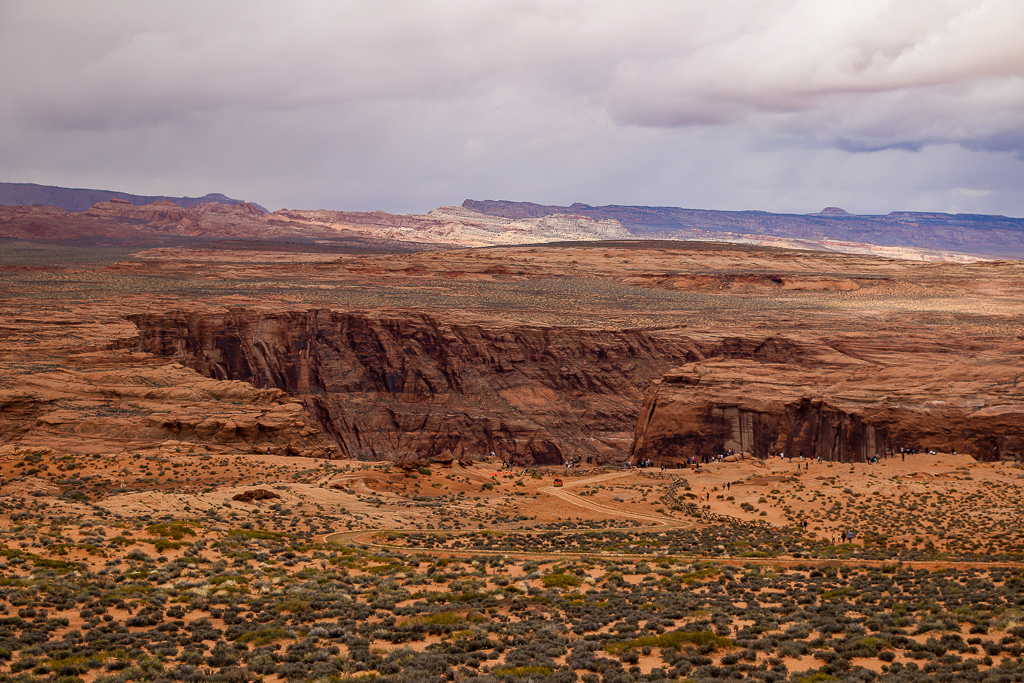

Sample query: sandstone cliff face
[631,344,1024,463]
[1,363,327,455]
[0,306,335,458]
[132,305,1023,465]
[130,307,795,464]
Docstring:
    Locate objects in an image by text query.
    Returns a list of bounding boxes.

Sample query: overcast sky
[2,1,1022,216]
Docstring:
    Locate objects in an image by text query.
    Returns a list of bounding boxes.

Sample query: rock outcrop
[232,488,281,502]
[129,307,705,464]
[1,361,329,455]
[131,303,1024,465]
[631,338,1024,463]
[0,306,335,458]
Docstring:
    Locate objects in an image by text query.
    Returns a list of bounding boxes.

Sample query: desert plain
[1,237,1024,683]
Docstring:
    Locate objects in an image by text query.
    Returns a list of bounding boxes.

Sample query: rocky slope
[0,304,334,459]
[129,307,695,463]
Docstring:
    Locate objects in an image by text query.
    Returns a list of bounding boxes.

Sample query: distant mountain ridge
[463,199,1024,259]
[0,196,623,250]
[2,182,1022,260]
[0,182,267,213]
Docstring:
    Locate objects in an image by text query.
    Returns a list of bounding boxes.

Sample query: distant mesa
[2,183,1023,261]
[462,199,1024,260]
[0,182,267,213]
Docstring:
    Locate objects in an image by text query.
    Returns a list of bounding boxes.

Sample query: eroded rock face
[130,304,1024,465]
[130,307,747,464]
[0,306,334,457]
[631,338,1024,463]
[2,361,329,455]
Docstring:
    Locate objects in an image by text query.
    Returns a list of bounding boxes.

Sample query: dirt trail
[539,470,687,527]
[324,465,1024,571]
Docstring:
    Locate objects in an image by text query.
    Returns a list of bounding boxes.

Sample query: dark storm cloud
[1,0,1022,215]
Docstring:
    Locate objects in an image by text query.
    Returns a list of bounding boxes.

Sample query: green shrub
[492,666,553,677]
[145,520,199,540]
[235,626,290,646]
[406,611,462,627]
[542,574,582,589]
[606,630,732,654]
[799,674,840,683]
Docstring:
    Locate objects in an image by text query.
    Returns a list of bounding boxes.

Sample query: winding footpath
[324,468,1023,571]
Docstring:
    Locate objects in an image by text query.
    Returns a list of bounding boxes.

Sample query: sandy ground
[3,243,1024,681]
[3,447,1022,550]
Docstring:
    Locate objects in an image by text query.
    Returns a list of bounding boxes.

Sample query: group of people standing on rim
[764,446,935,464]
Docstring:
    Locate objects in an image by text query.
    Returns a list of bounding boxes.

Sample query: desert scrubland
[2,237,1024,682]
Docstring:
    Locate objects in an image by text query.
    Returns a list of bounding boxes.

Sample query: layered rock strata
[630,339,1024,463]
[0,306,333,458]
[130,305,1024,464]
[130,307,678,463]
[132,307,826,464]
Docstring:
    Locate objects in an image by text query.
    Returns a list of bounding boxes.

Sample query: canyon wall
[631,356,1024,463]
[130,308,710,463]
[130,307,1024,464]
[0,307,334,459]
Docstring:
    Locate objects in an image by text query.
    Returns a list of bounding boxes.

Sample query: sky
[2,1,1023,216]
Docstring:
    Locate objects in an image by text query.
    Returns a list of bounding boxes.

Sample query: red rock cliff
[130,307,820,464]
[630,344,1024,463]
[130,307,1024,464]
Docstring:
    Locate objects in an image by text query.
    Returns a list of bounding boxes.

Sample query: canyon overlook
[3,237,1024,466]
[129,306,1024,465]
[5,199,1024,679]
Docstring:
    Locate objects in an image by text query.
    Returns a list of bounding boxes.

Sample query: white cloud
[1,0,1022,214]
[605,0,1024,151]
